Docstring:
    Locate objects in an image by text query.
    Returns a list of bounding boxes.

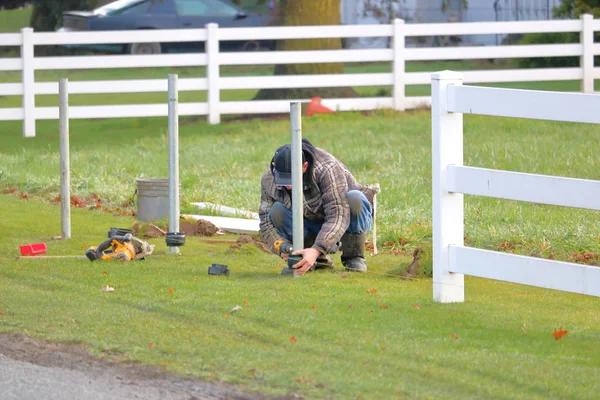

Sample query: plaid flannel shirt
[259,142,374,256]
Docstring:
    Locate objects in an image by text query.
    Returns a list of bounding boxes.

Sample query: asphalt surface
[0,334,282,400]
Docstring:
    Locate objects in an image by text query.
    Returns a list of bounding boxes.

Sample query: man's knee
[268,202,287,229]
[346,190,365,215]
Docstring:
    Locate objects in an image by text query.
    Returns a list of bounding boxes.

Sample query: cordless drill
[273,239,302,270]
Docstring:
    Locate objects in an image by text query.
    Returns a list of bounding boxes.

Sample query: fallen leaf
[168,287,174,293]
[348,304,354,308]
[147,343,153,349]
[412,303,421,309]
[380,346,386,350]
[224,313,229,318]
[81,243,88,249]
[315,383,325,389]
[553,327,568,340]
[103,271,108,276]
[295,378,304,383]
[208,374,215,379]
[231,305,242,313]
[366,288,378,294]
[194,277,198,282]
[520,326,526,333]
[369,310,374,314]
[311,305,317,309]
[380,304,389,309]
[243,300,247,304]
[451,333,459,339]
[102,285,115,292]
[341,274,349,279]
[0,312,5,316]
[290,336,297,343]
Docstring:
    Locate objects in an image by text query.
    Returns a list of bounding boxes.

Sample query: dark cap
[272,144,305,186]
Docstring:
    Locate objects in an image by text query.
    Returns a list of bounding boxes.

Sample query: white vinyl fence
[1,15,600,137]
[431,71,600,303]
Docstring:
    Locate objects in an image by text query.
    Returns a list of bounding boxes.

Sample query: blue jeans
[268,190,372,243]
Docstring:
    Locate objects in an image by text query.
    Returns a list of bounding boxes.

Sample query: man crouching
[259,139,376,276]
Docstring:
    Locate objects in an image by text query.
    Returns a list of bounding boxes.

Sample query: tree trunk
[254,0,357,100]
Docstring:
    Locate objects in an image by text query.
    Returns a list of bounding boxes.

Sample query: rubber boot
[341,232,367,272]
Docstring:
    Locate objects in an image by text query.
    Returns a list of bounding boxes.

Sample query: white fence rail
[1,15,600,137]
[431,71,600,303]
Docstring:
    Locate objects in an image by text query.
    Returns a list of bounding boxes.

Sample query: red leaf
[311,305,317,309]
[194,277,198,282]
[348,304,354,309]
[0,312,5,316]
[451,333,459,339]
[520,326,526,333]
[147,343,153,349]
[366,288,378,294]
[553,327,568,340]
[412,304,421,309]
[290,336,297,343]
[224,313,229,318]
[168,287,174,293]
[380,304,388,309]
[243,300,247,304]
[102,271,108,276]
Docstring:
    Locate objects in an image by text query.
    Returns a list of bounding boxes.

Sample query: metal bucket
[136,178,179,222]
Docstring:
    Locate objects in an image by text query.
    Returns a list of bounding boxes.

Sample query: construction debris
[191,202,259,220]
[182,214,259,235]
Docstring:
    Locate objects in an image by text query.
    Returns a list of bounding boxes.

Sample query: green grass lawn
[1,110,599,266]
[0,6,30,33]
[1,193,599,399]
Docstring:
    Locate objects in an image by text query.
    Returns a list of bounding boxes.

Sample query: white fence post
[206,23,220,124]
[21,27,35,138]
[392,19,405,111]
[432,71,464,303]
[580,14,594,94]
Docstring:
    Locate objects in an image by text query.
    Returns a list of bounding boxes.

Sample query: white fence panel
[450,246,600,297]
[218,24,391,40]
[1,15,600,136]
[448,85,600,123]
[406,68,582,85]
[219,49,393,66]
[35,54,207,70]
[448,166,600,211]
[33,29,207,45]
[220,73,392,90]
[405,19,582,36]
[432,70,600,303]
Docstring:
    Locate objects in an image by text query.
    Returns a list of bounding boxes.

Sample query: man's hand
[291,248,321,276]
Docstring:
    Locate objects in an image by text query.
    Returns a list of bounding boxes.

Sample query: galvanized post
[168,74,180,255]
[59,78,71,239]
[290,102,304,277]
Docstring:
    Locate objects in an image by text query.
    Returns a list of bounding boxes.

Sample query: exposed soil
[229,235,271,254]
[0,333,301,400]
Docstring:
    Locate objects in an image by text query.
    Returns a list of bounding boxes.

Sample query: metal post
[290,102,304,277]
[168,74,180,254]
[59,78,71,239]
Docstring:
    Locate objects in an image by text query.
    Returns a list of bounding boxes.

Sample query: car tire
[128,42,162,55]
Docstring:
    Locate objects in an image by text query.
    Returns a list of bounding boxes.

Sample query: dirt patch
[229,235,271,254]
[132,222,166,238]
[0,333,301,400]
[179,220,220,237]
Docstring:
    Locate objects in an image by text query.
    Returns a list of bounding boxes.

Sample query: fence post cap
[205,23,219,29]
[20,27,33,33]
[431,70,463,81]
[581,13,593,20]
[394,19,405,25]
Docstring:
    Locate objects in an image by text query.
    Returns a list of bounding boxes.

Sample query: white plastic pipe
[59,78,71,239]
[168,74,180,254]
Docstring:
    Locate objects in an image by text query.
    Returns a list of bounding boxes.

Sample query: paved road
[0,334,278,400]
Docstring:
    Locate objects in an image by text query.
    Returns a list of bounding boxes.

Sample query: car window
[175,0,239,17]
[96,0,171,16]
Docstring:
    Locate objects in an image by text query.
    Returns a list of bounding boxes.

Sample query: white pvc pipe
[59,78,71,239]
[168,74,180,254]
[290,102,303,273]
